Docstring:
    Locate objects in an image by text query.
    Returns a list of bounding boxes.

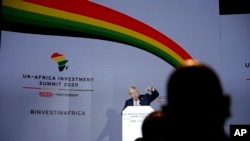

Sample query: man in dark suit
[122,86,159,112]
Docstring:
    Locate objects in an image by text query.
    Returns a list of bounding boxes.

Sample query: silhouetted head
[142,111,167,141]
[166,59,230,130]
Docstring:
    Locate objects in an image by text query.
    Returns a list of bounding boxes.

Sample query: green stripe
[2,6,180,67]
[58,60,68,67]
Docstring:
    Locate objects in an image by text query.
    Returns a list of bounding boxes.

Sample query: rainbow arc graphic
[2,0,193,67]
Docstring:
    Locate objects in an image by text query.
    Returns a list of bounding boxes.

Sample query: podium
[122,106,154,141]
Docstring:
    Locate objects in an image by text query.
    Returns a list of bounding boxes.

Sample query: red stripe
[51,52,62,58]
[23,86,41,89]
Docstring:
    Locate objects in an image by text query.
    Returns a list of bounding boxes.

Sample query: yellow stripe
[51,56,65,62]
[3,0,184,63]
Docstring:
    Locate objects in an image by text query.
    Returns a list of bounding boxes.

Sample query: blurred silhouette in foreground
[162,59,231,140]
[140,110,167,141]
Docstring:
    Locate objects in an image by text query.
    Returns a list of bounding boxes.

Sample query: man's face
[129,89,139,100]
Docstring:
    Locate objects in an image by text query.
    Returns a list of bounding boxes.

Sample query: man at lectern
[122,86,159,112]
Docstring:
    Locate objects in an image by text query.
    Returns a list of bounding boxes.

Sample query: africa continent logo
[51,52,68,72]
